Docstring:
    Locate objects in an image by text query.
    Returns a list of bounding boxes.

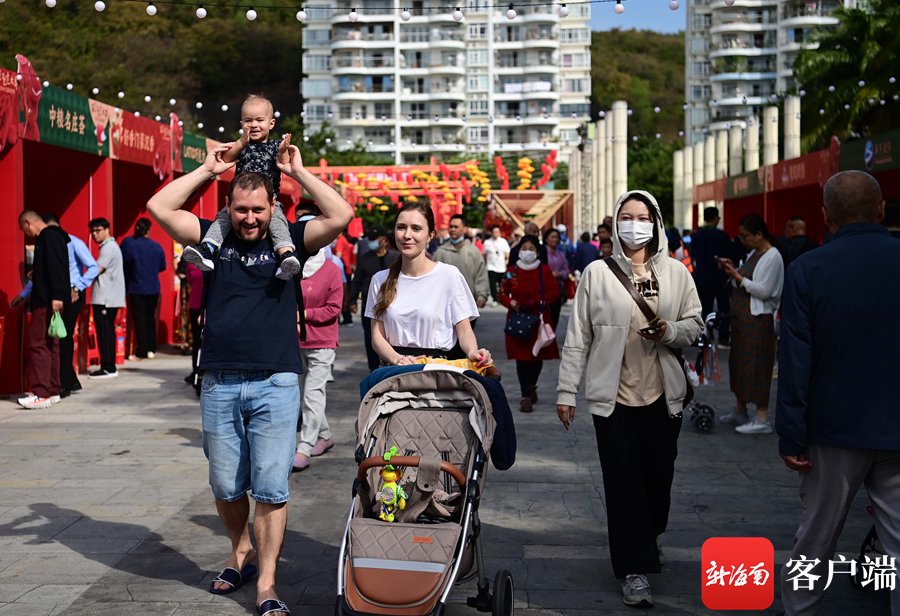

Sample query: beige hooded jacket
[556,190,703,417]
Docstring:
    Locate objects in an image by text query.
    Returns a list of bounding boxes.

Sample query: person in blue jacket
[120,218,166,359]
[776,170,900,615]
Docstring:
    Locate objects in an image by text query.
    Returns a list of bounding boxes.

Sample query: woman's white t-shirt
[365,261,479,351]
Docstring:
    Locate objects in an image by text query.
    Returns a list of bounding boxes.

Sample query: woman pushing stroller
[365,202,493,370]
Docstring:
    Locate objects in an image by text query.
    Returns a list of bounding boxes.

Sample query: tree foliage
[794,0,900,151]
[590,29,684,225]
[590,29,685,139]
[0,2,303,132]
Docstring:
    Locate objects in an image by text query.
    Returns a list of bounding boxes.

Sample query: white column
[729,125,743,176]
[673,149,685,231]
[704,134,715,183]
[784,95,801,160]
[604,113,614,216]
[612,101,628,201]
[763,106,779,166]
[570,147,582,232]
[715,129,728,179]
[693,141,704,213]
[745,115,760,172]
[596,119,607,226]
[683,146,694,230]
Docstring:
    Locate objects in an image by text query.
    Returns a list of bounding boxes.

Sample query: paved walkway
[0,306,888,615]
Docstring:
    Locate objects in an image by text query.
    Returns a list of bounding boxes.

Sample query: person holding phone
[716,214,784,434]
[555,190,702,608]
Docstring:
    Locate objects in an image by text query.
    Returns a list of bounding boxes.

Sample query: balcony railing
[333,55,396,69]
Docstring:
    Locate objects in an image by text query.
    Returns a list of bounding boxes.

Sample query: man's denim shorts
[200,369,300,504]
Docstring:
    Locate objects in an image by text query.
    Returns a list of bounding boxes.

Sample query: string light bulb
[195,102,203,109]
[117,91,125,99]
[400,8,411,20]
[168,98,176,105]
[724,0,735,5]
[66,83,74,91]
[296,7,307,21]
[506,4,516,19]
[197,122,204,129]
[92,87,100,95]
[668,0,679,9]
[246,8,257,20]
[858,79,866,87]
[45,0,56,7]
[146,3,157,16]
[94,0,105,11]
[452,7,463,21]
[348,8,358,21]
[614,1,624,14]
[218,126,225,133]
[221,104,229,112]
[558,3,569,17]
[195,6,207,18]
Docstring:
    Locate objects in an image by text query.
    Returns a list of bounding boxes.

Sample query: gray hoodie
[556,190,703,417]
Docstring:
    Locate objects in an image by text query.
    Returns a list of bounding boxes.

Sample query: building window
[303,28,331,45]
[467,73,488,91]
[468,99,489,116]
[303,79,332,98]
[303,55,331,72]
[468,23,487,39]
[467,127,489,143]
[467,49,488,66]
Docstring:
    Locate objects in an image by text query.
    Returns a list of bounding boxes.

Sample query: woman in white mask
[555,190,702,608]
[499,235,561,413]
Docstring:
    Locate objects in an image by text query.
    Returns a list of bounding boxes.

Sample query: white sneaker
[20,396,58,410]
[17,393,38,406]
[718,411,749,426]
[621,574,653,608]
[735,418,774,435]
[146,351,155,359]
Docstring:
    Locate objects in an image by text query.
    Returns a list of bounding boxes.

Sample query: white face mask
[519,249,538,264]
[617,221,655,250]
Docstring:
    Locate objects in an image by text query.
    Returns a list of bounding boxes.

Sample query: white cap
[556,223,567,233]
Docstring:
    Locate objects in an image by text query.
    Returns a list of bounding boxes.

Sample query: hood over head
[610,189,667,270]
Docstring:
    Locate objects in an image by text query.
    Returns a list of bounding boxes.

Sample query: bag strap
[602,257,659,325]
[603,257,689,368]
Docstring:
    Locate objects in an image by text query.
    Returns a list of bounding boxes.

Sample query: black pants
[341,283,352,325]
[696,282,731,344]
[549,298,563,330]
[362,316,380,372]
[592,395,682,579]
[488,271,504,303]
[515,360,543,397]
[60,292,84,390]
[189,308,202,374]
[129,294,159,357]
[92,305,119,372]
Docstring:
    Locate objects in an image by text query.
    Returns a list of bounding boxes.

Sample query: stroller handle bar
[357,455,467,488]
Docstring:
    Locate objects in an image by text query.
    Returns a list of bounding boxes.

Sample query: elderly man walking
[147,142,352,615]
[776,170,900,616]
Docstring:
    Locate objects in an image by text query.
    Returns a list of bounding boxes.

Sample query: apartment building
[685,0,852,145]
[301,1,592,164]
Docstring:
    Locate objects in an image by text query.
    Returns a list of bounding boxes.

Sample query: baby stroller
[685,312,721,433]
[335,367,513,616]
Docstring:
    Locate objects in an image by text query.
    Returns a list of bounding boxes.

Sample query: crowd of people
[12,93,898,616]
[14,211,168,408]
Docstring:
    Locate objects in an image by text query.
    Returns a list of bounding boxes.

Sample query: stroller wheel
[852,525,883,591]
[693,404,715,434]
[491,570,514,616]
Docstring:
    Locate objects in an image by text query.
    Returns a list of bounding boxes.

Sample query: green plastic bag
[48,310,67,339]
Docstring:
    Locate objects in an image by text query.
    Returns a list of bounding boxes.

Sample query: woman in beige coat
[556,190,702,609]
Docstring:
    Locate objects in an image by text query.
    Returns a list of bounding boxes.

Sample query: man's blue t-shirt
[198,218,309,373]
